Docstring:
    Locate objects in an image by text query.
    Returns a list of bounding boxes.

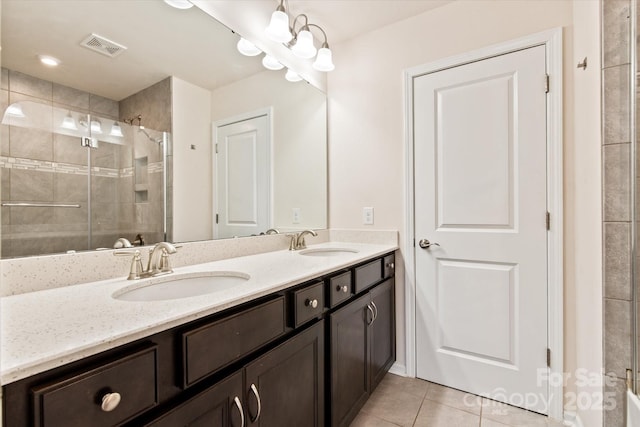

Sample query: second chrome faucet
[289,230,318,250]
[114,241,179,280]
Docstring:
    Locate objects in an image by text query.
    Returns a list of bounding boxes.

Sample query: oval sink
[299,248,359,257]
[113,272,250,302]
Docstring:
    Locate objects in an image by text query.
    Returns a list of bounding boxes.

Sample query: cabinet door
[245,321,324,427]
[369,279,395,391]
[330,293,371,427]
[145,371,244,427]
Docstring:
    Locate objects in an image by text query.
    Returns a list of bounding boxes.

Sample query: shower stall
[0,70,171,258]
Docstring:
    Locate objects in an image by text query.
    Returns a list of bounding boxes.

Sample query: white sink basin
[113,272,250,302]
[299,248,359,257]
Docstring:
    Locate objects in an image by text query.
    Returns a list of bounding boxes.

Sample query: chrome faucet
[147,242,178,275]
[114,241,178,280]
[289,230,318,250]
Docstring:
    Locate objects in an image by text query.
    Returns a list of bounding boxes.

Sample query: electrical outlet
[363,207,374,225]
[292,208,301,224]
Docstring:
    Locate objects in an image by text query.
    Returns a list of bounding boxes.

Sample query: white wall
[211,70,327,233]
[328,1,602,423]
[171,77,213,242]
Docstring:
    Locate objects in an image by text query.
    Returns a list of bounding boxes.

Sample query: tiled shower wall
[602,1,634,426]
[0,69,169,257]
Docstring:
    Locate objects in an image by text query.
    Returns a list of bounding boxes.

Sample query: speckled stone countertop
[1,241,397,385]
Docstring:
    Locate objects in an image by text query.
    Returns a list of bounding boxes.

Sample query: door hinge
[547,348,551,367]
[544,74,550,93]
[215,143,219,154]
[546,211,551,231]
[216,213,219,224]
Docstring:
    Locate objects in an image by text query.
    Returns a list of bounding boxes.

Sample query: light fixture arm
[291,13,310,37]
[307,23,329,48]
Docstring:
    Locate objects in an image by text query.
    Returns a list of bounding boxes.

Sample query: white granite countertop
[1,241,397,385]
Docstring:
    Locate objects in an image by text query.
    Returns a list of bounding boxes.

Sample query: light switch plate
[363,207,374,225]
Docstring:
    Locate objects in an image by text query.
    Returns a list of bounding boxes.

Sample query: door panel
[215,114,269,239]
[369,279,395,391]
[414,45,548,413]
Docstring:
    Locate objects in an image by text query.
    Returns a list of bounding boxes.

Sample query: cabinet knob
[306,298,318,309]
[100,392,121,412]
[337,285,349,293]
[386,262,395,270]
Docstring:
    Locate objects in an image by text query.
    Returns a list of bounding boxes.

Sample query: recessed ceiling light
[38,55,61,67]
[163,0,193,9]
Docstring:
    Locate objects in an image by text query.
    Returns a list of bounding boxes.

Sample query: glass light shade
[285,69,303,82]
[90,119,102,134]
[61,113,77,130]
[291,30,317,59]
[237,38,262,57]
[262,55,284,71]
[110,122,124,137]
[163,0,193,9]
[265,10,292,43]
[313,47,335,72]
[6,104,25,118]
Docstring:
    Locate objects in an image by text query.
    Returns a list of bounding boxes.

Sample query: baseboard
[388,362,407,377]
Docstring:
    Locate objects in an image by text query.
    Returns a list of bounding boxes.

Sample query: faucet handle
[158,249,173,273]
[114,249,144,280]
[287,234,298,251]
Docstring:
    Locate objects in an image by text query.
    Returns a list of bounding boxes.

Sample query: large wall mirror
[0,0,327,259]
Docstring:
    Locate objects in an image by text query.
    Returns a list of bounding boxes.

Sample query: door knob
[419,239,440,249]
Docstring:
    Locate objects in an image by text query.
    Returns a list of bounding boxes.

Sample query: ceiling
[1,0,453,101]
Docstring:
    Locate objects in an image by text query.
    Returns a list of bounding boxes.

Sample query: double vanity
[1,238,398,426]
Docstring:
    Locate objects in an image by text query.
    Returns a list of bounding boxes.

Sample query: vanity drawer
[292,281,324,328]
[32,346,158,427]
[328,271,352,308]
[182,296,285,387]
[354,258,383,293]
[383,253,395,279]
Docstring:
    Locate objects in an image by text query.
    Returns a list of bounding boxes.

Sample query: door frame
[212,107,274,238]
[402,28,563,420]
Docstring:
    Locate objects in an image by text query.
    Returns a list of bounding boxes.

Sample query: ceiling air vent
[80,33,127,58]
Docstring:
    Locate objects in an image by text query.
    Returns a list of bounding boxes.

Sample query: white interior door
[215,113,270,239]
[414,45,548,413]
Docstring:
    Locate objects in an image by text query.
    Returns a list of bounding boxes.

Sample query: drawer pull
[337,285,349,293]
[305,298,319,309]
[249,383,262,422]
[233,396,245,427]
[100,392,121,412]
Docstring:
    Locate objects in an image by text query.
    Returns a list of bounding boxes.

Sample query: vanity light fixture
[262,55,285,71]
[110,121,124,137]
[6,103,25,118]
[237,38,262,57]
[90,119,102,135]
[163,0,193,9]
[264,1,335,72]
[285,69,303,82]
[60,111,78,130]
[37,54,61,67]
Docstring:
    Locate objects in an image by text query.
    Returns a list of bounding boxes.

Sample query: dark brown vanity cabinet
[2,251,395,427]
[330,278,395,427]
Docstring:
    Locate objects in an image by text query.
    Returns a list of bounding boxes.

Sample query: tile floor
[350,374,568,427]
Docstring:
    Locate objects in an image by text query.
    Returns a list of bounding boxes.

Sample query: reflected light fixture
[37,55,61,67]
[163,0,193,9]
[60,111,78,130]
[285,69,303,82]
[110,122,124,137]
[90,119,102,134]
[237,38,262,57]
[263,3,335,73]
[6,103,25,118]
[262,55,284,71]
